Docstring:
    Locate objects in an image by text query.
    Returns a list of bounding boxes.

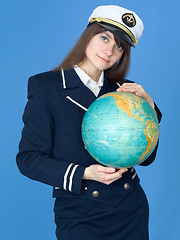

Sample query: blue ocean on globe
[81,92,159,168]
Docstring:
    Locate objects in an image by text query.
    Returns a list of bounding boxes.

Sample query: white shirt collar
[74,65,104,87]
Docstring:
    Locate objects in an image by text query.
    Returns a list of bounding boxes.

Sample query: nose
[104,45,113,56]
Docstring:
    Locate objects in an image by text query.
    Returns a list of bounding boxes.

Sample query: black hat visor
[98,23,135,47]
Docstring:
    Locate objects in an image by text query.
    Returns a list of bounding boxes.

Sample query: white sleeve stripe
[69,164,79,192]
[63,163,73,190]
[132,172,137,179]
[61,69,66,89]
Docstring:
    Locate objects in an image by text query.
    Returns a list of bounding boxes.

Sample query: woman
[16,5,162,240]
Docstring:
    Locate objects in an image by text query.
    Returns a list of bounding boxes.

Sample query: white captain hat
[88,5,144,47]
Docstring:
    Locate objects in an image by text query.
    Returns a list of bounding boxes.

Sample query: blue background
[1,0,180,239]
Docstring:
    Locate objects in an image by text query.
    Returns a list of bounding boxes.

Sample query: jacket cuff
[62,163,86,194]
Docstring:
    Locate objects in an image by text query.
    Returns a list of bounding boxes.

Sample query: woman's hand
[117,83,155,109]
[83,164,128,185]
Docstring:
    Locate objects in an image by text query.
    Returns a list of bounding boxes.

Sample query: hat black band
[89,17,138,46]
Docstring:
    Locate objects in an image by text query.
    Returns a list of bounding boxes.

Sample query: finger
[120,83,143,91]
[104,170,126,184]
[121,83,138,87]
[117,83,138,91]
[102,168,129,185]
[118,88,139,94]
[120,168,128,173]
[120,85,140,91]
[115,168,128,174]
[103,172,122,184]
[97,165,116,173]
[117,85,138,92]
[119,87,146,97]
[106,169,127,180]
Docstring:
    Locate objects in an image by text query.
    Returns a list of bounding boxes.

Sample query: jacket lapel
[59,69,118,112]
[60,69,96,112]
[98,75,118,97]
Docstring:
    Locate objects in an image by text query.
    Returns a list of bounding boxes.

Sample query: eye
[116,45,123,51]
[101,36,108,42]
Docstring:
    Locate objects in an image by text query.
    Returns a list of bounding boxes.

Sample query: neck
[78,62,101,82]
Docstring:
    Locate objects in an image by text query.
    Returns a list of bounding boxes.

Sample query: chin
[95,64,111,71]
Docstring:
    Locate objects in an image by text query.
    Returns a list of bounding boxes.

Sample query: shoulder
[27,70,63,94]
[28,69,76,88]
[29,70,60,85]
[25,71,62,101]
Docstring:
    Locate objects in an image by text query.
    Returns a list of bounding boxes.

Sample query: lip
[98,55,109,63]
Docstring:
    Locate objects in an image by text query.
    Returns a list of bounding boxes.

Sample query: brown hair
[53,23,131,83]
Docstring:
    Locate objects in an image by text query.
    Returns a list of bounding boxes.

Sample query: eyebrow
[104,32,113,39]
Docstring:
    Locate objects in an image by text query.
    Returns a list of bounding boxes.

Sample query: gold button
[92,190,99,197]
[124,183,130,190]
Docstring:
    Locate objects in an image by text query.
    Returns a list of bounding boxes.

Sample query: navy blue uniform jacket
[16,69,162,208]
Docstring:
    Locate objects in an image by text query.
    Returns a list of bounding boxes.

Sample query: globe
[81,92,159,168]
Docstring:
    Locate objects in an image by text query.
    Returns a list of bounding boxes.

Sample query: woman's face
[83,31,124,73]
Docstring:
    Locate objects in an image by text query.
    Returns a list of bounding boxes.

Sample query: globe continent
[81,92,159,168]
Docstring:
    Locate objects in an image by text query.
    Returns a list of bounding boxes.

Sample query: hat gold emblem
[122,13,136,27]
